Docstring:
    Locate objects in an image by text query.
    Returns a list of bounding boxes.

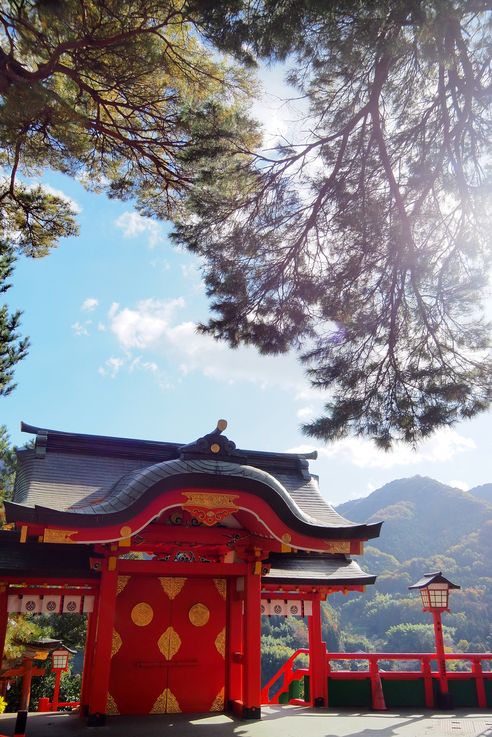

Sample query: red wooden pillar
[432,610,449,699]
[308,595,328,707]
[87,563,118,725]
[51,669,62,712]
[80,595,99,713]
[422,656,434,708]
[20,659,33,711]
[472,657,487,709]
[227,579,243,708]
[242,568,261,719]
[0,587,9,665]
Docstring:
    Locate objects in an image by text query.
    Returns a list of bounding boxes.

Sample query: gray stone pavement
[0,707,491,737]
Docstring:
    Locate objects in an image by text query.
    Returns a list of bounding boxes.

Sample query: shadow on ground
[0,706,491,737]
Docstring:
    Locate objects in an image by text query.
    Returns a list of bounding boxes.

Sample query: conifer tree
[176,0,492,446]
[0,0,258,392]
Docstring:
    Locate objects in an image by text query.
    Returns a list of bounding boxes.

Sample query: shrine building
[0,421,381,724]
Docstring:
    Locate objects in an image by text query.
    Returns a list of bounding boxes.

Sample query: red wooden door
[108,576,226,715]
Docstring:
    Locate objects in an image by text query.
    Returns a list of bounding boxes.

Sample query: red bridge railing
[262,650,492,709]
[261,648,310,704]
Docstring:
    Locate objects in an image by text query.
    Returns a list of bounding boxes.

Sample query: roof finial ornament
[179,420,244,462]
[217,419,227,433]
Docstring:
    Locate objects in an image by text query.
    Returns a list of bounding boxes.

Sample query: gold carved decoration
[43,528,77,544]
[281,532,292,553]
[152,689,182,713]
[213,578,227,600]
[158,626,181,660]
[215,627,225,658]
[181,492,239,527]
[159,577,186,600]
[189,603,210,627]
[165,688,181,714]
[111,629,122,658]
[151,690,168,714]
[106,693,119,715]
[117,575,130,596]
[325,541,350,553]
[131,602,154,627]
[119,525,132,547]
[210,687,225,712]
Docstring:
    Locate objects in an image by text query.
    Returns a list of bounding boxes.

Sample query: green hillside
[330,477,492,653]
[337,476,492,561]
[470,483,492,505]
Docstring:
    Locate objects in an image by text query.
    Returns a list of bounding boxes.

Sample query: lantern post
[51,649,70,712]
[409,572,460,708]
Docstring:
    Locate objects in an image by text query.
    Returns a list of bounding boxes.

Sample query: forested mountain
[330,476,492,653]
[470,484,492,505]
[262,476,492,684]
[337,476,492,561]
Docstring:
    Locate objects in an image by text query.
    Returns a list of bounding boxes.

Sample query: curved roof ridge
[72,458,323,526]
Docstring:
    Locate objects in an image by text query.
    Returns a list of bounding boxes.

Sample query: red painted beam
[117,559,249,577]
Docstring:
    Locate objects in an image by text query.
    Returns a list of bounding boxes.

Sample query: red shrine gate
[1,421,381,724]
[109,576,226,714]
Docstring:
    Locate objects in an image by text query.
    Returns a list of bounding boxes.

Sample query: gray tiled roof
[14,449,149,509]
[14,452,358,530]
[266,553,376,585]
[11,424,379,536]
[0,536,99,578]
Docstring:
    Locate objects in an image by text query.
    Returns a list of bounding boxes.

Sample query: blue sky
[2,67,492,506]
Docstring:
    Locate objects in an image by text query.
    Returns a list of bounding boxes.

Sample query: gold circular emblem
[189,603,210,627]
[217,419,228,432]
[210,443,221,453]
[282,532,292,543]
[120,525,132,537]
[131,602,154,627]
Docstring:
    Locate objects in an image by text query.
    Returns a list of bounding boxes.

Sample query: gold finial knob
[217,419,227,432]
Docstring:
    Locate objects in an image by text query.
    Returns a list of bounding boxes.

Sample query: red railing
[37,697,80,712]
[263,650,492,708]
[261,648,310,705]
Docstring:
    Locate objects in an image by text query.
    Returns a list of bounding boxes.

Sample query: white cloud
[98,357,125,378]
[81,297,98,312]
[98,352,171,388]
[105,298,309,392]
[296,405,316,421]
[108,298,185,350]
[287,428,476,470]
[448,479,470,491]
[71,321,91,336]
[128,356,158,374]
[114,211,164,248]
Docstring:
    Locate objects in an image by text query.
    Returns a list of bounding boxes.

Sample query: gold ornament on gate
[181,491,240,526]
[159,577,186,600]
[106,693,119,715]
[117,575,130,596]
[215,627,225,658]
[131,602,154,626]
[213,578,227,600]
[210,686,225,711]
[189,602,210,626]
[111,629,122,657]
[158,626,181,660]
